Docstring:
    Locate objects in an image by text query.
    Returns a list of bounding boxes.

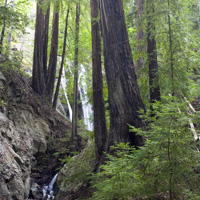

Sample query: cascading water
[61,67,73,122]
[42,173,58,200]
[79,65,93,131]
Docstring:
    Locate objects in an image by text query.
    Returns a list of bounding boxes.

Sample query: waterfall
[61,68,73,122]
[79,65,93,131]
[42,173,58,200]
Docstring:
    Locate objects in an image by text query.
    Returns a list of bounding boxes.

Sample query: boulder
[55,140,95,200]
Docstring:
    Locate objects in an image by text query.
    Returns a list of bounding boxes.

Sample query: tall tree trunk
[91,0,107,164]
[167,0,174,95]
[71,3,80,144]
[32,0,46,95]
[99,0,144,150]
[135,0,145,74]
[43,0,50,82]
[53,8,70,109]
[197,1,200,31]
[147,1,161,106]
[46,3,59,102]
[0,0,8,54]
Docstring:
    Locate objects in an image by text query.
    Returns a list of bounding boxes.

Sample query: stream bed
[42,173,58,200]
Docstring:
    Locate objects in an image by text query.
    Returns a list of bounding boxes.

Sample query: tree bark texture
[147,2,161,105]
[71,3,80,144]
[43,0,50,82]
[53,8,69,109]
[91,0,107,163]
[135,0,145,74]
[99,0,144,149]
[46,3,59,101]
[32,0,46,95]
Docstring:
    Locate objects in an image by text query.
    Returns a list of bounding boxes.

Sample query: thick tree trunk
[99,0,144,149]
[53,8,70,109]
[147,1,161,106]
[135,0,145,74]
[46,3,59,102]
[91,0,107,163]
[71,3,80,144]
[32,0,46,95]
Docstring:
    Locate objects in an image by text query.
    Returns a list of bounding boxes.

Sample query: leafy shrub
[90,97,200,200]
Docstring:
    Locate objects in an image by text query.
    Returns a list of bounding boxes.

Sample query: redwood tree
[53,8,70,109]
[91,0,107,163]
[71,3,80,144]
[135,0,145,74]
[43,0,50,81]
[147,0,161,105]
[46,2,59,101]
[32,0,46,95]
[99,0,144,149]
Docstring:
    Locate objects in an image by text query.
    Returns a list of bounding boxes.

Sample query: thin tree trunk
[198,1,200,30]
[43,0,50,82]
[147,1,161,107]
[32,0,46,95]
[168,0,174,95]
[0,0,8,54]
[135,0,145,74]
[71,3,80,145]
[91,0,107,164]
[8,1,15,46]
[8,25,13,46]
[53,8,70,109]
[46,3,59,102]
[99,0,144,150]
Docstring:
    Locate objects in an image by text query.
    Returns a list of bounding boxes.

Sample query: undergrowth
[90,97,200,200]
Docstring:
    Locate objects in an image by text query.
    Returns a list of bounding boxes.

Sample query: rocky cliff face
[0,108,49,199]
[0,68,72,200]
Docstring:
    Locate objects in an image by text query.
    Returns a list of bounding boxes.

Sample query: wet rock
[0,68,74,200]
[55,140,95,200]
[30,182,42,200]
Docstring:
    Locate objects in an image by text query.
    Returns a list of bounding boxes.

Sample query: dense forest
[0,0,200,199]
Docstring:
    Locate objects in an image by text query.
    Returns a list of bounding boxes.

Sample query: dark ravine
[0,66,86,200]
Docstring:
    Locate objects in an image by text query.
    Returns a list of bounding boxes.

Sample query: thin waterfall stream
[79,86,93,131]
[42,173,58,200]
[79,64,93,131]
[61,67,73,122]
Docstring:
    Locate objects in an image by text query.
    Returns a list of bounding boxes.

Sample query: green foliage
[0,50,23,72]
[0,99,6,107]
[124,0,200,104]
[90,97,200,200]
[0,2,29,28]
[90,143,140,200]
